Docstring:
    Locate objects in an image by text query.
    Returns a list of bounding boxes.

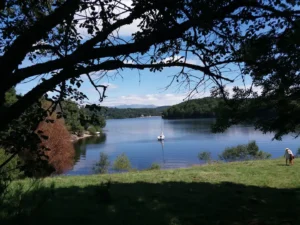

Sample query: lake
[66,117,300,175]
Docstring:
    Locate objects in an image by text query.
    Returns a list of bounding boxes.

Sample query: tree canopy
[61,100,106,135]
[162,97,221,119]
[0,0,300,138]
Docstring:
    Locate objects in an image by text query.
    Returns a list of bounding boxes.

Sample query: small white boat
[157,132,165,140]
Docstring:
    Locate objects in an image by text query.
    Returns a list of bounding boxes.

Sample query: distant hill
[115,104,157,109]
[162,97,222,119]
[99,105,170,119]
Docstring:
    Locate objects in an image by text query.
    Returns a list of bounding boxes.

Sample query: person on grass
[284,148,294,166]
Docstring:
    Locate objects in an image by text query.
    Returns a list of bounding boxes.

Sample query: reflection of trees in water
[165,119,262,136]
[73,134,107,163]
[164,119,216,134]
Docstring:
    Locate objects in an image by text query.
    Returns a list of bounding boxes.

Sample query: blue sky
[16,65,211,107]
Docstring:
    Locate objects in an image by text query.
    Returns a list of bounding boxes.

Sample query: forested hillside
[162,98,222,119]
[99,106,170,119]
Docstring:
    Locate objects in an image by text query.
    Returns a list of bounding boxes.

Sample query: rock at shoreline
[70,134,93,142]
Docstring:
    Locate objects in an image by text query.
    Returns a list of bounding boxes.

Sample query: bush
[94,152,110,174]
[296,148,300,158]
[255,151,272,160]
[0,149,23,180]
[148,163,161,170]
[94,126,103,133]
[36,118,75,176]
[87,126,97,135]
[198,151,212,163]
[77,127,85,137]
[219,141,271,162]
[113,153,131,171]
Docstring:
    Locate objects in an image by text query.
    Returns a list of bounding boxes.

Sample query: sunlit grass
[3,158,300,225]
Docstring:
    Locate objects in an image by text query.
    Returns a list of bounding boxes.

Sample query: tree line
[162,97,222,119]
[99,106,169,119]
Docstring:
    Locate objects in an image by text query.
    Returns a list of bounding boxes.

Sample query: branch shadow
[2,181,300,225]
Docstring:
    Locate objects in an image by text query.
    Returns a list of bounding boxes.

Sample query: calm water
[66,117,300,175]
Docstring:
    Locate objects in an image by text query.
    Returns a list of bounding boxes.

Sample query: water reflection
[73,134,107,163]
[158,140,166,165]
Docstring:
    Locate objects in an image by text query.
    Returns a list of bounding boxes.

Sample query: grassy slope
[3,159,300,225]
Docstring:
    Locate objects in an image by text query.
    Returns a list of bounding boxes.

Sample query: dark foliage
[162,97,221,119]
[0,89,50,177]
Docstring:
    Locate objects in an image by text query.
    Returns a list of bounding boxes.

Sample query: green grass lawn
[2,158,300,225]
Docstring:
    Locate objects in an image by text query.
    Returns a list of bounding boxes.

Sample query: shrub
[77,127,85,137]
[87,126,97,135]
[36,118,75,175]
[219,141,271,162]
[113,153,131,171]
[94,152,110,174]
[94,126,103,133]
[198,151,212,163]
[148,163,161,170]
[255,151,272,160]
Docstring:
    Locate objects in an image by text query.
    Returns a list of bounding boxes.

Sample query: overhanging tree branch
[31,44,64,58]
[0,60,124,130]
[121,62,234,82]
[86,73,108,102]
[0,0,80,77]
[10,0,254,87]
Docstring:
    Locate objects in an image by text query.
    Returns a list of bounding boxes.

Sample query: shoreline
[70,134,92,142]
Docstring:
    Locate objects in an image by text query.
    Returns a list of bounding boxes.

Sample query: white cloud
[99,93,192,107]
